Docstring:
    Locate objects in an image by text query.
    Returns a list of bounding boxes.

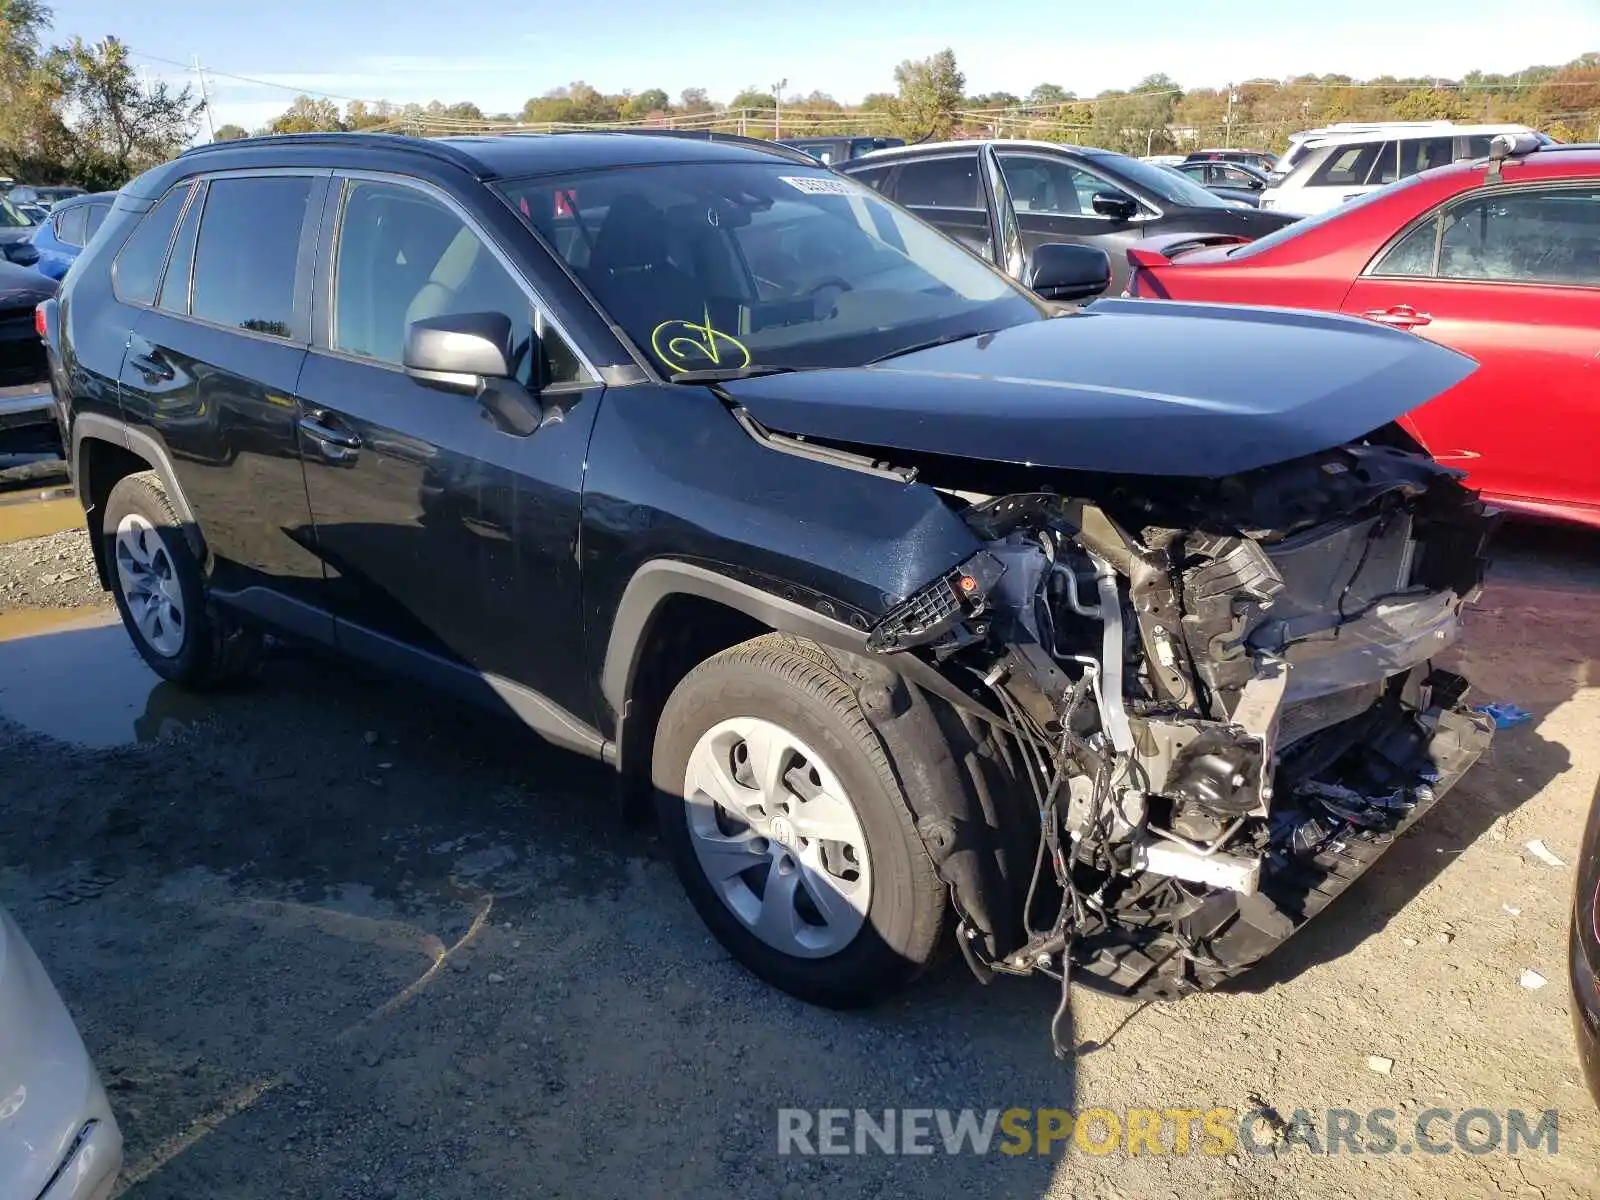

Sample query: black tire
[652,633,946,1008]
[102,470,261,688]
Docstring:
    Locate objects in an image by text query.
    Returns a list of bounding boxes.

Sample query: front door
[1341,182,1600,514]
[994,152,1144,291]
[295,175,605,723]
[116,172,332,620]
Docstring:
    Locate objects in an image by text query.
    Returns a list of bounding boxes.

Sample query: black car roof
[127,130,816,200]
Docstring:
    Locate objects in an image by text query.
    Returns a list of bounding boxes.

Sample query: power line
[126,47,384,106]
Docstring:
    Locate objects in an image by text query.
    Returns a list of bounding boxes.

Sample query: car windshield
[0,196,31,227]
[499,161,1045,374]
[1096,154,1230,208]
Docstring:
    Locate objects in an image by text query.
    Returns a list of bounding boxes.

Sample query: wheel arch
[605,564,1038,972]
[601,560,873,818]
[73,414,204,588]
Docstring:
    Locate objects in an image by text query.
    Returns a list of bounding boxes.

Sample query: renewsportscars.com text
[776,1106,1560,1157]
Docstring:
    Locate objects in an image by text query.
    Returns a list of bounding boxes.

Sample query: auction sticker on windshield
[779,176,859,195]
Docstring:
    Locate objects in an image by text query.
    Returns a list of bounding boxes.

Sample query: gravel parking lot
[1,506,1597,1200]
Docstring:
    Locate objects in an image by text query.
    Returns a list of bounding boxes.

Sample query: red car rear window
[1226,173,1435,259]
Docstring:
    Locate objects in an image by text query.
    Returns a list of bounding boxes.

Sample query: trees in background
[889,48,965,141]
[244,47,1595,153]
[1,10,1595,191]
[268,94,342,134]
[52,37,203,187]
[0,5,201,188]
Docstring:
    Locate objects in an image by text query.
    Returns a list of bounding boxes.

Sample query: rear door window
[113,183,193,306]
[892,155,983,209]
[1310,142,1383,187]
[85,203,110,240]
[1371,216,1440,276]
[190,175,311,338]
[1363,141,1401,186]
[1399,137,1456,178]
[158,183,204,314]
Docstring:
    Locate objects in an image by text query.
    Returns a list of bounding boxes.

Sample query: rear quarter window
[112,184,193,306]
[1309,142,1382,187]
[845,163,893,194]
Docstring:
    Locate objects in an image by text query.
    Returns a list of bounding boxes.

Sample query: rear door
[116,171,333,624]
[878,152,995,259]
[295,173,604,724]
[1341,181,1600,513]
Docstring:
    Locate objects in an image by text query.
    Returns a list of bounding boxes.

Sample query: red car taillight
[33,303,46,338]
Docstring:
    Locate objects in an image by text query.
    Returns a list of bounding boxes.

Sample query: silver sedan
[0,904,122,1200]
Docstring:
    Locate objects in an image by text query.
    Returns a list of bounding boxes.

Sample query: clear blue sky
[45,0,1600,132]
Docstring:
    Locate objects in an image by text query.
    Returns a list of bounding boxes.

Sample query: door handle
[1362,305,1432,329]
[129,352,174,381]
[298,413,362,462]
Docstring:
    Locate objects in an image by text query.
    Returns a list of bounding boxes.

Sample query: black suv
[838,140,1299,292]
[44,131,1496,1030]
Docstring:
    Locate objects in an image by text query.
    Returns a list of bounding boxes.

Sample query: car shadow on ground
[1,624,1082,1199]
[2,519,1592,1198]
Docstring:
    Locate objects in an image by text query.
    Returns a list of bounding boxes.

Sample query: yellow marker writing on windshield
[651,307,751,374]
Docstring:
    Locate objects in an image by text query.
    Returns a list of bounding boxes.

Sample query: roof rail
[567,128,822,164]
[178,131,494,177]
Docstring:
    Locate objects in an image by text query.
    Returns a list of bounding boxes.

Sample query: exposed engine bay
[864,427,1497,1049]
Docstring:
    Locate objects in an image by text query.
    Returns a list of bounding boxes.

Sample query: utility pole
[1224,85,1237,148]
[192,55,216,141]
[772,78,788,138]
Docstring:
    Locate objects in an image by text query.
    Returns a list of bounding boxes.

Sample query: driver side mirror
[404,311,543,436]
[1090,191,1139,221]
[1025,243,1111,303]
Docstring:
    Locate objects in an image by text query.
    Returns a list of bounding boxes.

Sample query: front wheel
[652,634,946,1007]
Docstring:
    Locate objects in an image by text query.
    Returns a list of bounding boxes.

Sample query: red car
[1125,138,1600,528]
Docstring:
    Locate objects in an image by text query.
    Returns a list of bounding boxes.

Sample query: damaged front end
[865,430,1497,1028]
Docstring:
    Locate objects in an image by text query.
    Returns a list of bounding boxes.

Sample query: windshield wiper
[865,328,996,365]
[667,365,806,384]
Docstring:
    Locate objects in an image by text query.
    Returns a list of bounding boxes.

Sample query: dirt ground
[0,499,1597,1200]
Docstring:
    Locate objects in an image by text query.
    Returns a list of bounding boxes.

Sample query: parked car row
[1263,121,1551,214]
[1124,133,1600,528]
[836,139,1298,292]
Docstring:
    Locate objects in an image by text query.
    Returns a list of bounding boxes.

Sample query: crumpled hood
[719,299,1477,478]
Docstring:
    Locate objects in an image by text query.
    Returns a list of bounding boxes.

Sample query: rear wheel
[103,470,260,687]
[652,634,946,1007]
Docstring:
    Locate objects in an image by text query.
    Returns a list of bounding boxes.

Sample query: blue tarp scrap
[1473,702,1533,730]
